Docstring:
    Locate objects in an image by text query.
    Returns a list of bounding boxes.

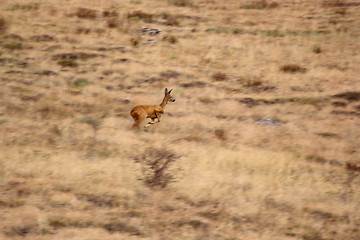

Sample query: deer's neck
[160,96,168,108]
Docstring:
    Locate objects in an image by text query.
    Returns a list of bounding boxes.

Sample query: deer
[130,88,175,129]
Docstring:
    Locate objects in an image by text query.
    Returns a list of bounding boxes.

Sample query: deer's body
[130,88,175,128]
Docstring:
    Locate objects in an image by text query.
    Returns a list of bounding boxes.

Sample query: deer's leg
[132,112,146,128]
[155,111,161,122]
[145,112,161,128]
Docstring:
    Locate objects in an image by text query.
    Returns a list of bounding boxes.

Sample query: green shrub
[72,78,91,87]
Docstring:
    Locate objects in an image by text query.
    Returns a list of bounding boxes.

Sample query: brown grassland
[0,0,360,239]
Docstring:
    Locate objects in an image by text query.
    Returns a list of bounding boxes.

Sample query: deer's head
[165,88,175,102]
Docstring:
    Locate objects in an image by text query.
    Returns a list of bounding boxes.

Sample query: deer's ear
[164,88,168,94]
[168,89,173,94]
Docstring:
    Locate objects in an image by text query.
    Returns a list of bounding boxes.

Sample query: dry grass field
[1,0,360,239]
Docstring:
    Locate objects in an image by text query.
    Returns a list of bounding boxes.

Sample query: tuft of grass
[297,97,323,107]
[106,18,120,28]
[1,41,22,51]
[76,8,97,19]
[214,129,227,141]
[212,72,228,81]
[162,35,178,44]
[77,117,101,130]
[316,132,338,138]
[133,147,181,188]
[7,3,40,11]
[103,221,142,235]
[57,59,78,67]
[0,16,8,34]
[262,29,285,37]
[72,78,91,88]
[162,14,180,26]
[322,0,346,7]
[280,64,307,73]
[312,45,323,54]
[167,0,193,7]
[241,0,278,9]
[127,10,153,23]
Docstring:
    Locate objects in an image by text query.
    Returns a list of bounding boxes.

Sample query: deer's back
[131,105,164,115]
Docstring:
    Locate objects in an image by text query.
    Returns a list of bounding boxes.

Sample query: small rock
[120,97,130,103]
[256,117,281,126]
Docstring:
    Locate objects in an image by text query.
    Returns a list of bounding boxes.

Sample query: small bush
[106,18,120,28]
[280,64,307,73]
[130,37,140,47]
[1,41,22,50]
[127,10,153,23]
[214,129,227,141]
[72,78,91,87]
[168,0,193,7]
[78,116,100,129]
[0,16,8,34]
[102,9,118,17]
[57,59,78,67]
[162,35,178,44]
[76,8,97,19]
[8,3,40,11]
[322,0,346,7]
[133,147,181,188]
[165,16,180,26]
[312,45,322,54]
[262,30,285,37]
[212,72,228,81]
[241,0,278,9]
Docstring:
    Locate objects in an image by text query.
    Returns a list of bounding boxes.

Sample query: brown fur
[130,88,175,128]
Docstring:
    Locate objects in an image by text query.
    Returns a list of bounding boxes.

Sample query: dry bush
[106,17,120,28]
[280,64,307,73]
[133,147,181,188]
[312,45,322,54]
[8,3,40,11]
[127,10,153,23]
[161,14,180,26]
[57,59,78,67]
[1,41,23,51]
[241,0,279,9]
[0,16,8,34]
[214,129,227,141]
[76,7,97,19]
[211,72,228,81]
[167,0,193,7]
[102,9,118,17]
[322,0,346,7]
[162,35,178,44]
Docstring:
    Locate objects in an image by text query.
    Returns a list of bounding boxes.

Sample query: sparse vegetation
[167,0,193,7]
[312,45,323,53]
[241,0,278,9]
[57,59,78,67]
[322,0,346,7]
[7,2,40,11]
[127,10,153,23]
[211,72,228,81]
[133,147,181,188]
[0,16,7,34]
[72,78,91,87]
[76,7,97,19]
[1,41,22,50]
[280,64,307,73]
[162,35,178,44]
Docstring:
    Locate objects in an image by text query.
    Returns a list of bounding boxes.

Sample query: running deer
[130,88,175,128]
